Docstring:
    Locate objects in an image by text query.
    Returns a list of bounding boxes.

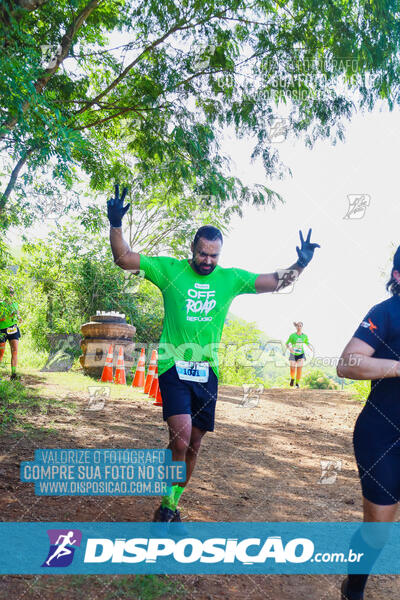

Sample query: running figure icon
[45,531,77,566]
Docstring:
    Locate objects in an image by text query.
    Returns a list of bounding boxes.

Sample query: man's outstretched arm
[110,227,141,271]
[254,228,320,293]
[255,262,304,293]
[108,184,140,271]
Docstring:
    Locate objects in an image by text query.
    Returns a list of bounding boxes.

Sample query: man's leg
[154,414,192,520]
[167,413,192,461]
[155,368,216,522]
[0,342,5,364]
[9,339,18,378]
[162,425,207,518]
[289,359,296,386]
[184,426,207,486]
[170,372,217,516]
[295,357,304,387]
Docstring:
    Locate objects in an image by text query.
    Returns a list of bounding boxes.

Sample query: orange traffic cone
[153,383,163,407]
[148,365,159,398]
[114,346,126,385]
[100,344,114,382]
[132,348,145,387]
[144,350,157,394]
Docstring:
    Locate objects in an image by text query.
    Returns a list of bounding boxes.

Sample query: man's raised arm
[255,229,320,293]
[108,184,140,272]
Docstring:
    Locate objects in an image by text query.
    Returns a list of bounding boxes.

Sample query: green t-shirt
[286,332,309,355]
[140,256,259,378]
[0,299,18,329]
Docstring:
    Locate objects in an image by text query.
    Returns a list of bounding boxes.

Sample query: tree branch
[73,106,135,131]
[17,0,47,10]
[0,147,34,212]
[0,0,47,24]
[0,0,101,141]
[73,8,230,119]
[73,19,190,118]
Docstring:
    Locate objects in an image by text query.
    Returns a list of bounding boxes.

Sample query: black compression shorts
[289,352,304,361]
[0,325,21,343]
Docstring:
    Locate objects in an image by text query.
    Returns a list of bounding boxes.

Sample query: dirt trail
[0,376,397,599]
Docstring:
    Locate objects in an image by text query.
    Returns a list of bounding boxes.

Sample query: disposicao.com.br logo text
[83,536,363,565]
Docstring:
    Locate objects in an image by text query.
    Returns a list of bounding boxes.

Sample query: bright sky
[219,105,400,360]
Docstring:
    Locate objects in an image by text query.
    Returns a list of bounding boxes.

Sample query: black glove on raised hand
[107,183,130,227]
[296,228,320,267]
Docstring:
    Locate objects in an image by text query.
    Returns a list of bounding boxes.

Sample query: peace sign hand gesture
[107,183,130,228]
[296,228,320,268]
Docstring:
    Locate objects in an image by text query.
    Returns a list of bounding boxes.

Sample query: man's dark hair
[386,244,400,295]
[386,268,400,296]
[193,225,223,248]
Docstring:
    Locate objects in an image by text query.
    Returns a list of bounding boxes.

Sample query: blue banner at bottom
[0,522,399,574]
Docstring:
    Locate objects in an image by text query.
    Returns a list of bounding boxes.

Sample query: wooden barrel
[81,321,136,340]
[80,313,136,377]
[90,314,126,324]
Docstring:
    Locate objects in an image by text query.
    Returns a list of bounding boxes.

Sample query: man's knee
[170,435,190,455]
[188,432,206,454]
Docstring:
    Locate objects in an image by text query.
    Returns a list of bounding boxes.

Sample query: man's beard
[192,259,215,275]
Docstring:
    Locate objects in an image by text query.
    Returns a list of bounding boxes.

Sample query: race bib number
[176,361,209,382]
[6,325,17,335]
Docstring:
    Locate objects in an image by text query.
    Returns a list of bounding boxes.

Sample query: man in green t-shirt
[0,285,22,380]
[108,184,320,522]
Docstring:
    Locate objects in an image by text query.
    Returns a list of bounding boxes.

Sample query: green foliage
[303,369,339,390]
[272,375,293,389]
[82,182,232,258]
[219,314,265,385]
[3,0,400,223]
[2,191,242,360]
[11,218,164,351]
[0,266,13,293]
[261,339,289,382]
[348,379,371,403]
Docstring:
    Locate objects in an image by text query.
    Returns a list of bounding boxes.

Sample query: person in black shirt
[337,245,400,599]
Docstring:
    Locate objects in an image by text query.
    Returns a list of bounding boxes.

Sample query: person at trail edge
[108,184,320,522]
[0,285,21,380]
[285,321,312,388]
[337,245,400,600]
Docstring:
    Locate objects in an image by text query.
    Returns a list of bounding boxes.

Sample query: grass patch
[0,378,77,433]
[35,369,154,403]
[27,574,186,600]
[0,378,40,430]
[347,379,371,403]
[106,575,186,599]
[0,366,156,433]
[0,333,48,370]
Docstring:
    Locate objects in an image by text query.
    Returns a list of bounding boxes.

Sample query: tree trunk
[0,147,34,213]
